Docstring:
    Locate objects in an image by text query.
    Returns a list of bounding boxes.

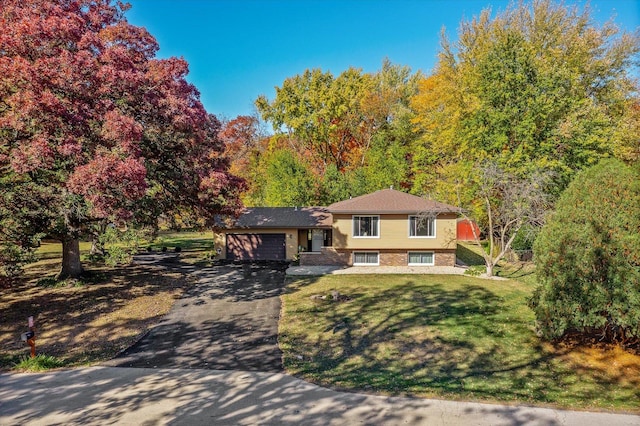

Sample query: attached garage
[226,233,286,261]
[213,207,332,261]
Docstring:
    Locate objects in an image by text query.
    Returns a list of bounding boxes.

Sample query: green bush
[36,276,61,288]
[464,264,487,276]
[511,225,537,251]
[37,276,85,288]
[99,226,147,266]
[530,159,640,344]
[0,242,37,278]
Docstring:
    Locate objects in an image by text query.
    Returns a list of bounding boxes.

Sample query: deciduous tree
[262,149,314,207]
[218,115,266,178]
[256,61,422,177]
[0,0,244,279]
[411,0,639,195]
[360,60,420,194]
[256,67,373,172]
[460,162,552,277]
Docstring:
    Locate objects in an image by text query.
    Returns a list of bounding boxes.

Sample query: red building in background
[456,219,481,241]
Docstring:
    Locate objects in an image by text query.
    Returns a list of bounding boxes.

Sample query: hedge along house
[213,207,332,261]
[298,189,460,267]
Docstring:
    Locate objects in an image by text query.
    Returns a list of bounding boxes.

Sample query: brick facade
[434,250,456,267]
[299,247,350,266]
[378,249,456,267]
[299,248,457,267]
[379,250,407,266]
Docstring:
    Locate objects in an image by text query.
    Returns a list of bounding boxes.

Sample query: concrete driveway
[3,367,639,426]
[103,257,287,372]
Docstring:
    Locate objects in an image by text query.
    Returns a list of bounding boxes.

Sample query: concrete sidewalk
[285,265,512,280]
[1,367,638,425]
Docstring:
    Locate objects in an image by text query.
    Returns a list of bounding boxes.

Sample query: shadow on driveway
[103,257,288,372]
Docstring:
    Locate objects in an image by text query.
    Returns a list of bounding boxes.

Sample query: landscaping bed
[280,274,640,412]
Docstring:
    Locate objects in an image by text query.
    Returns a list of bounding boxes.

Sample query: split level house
[213,188,460,267]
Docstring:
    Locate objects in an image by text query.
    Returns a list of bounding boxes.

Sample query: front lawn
[148,231,216,252]
[280,274,640,412]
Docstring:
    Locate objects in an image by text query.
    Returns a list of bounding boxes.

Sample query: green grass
[35,231,214,259]
[457,242,538,285]
[12,354,67,372]
[36,241,93,260]
[494,262,538,287]
[280,274,640,412]
[456,243,486,266]
[147,231,215,252]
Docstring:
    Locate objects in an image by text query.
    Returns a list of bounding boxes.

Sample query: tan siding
[213,232,226,258]
[332,213,457,250]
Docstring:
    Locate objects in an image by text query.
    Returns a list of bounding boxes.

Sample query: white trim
[352,215,380,238]
[353,251,380,266]
[408,215,436,238]
[407,251,435,266]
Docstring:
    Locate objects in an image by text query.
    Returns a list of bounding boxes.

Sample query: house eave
[328,209,461,215]
[221,225,333,230]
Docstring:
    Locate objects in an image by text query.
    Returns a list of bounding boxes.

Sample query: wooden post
[27,316,35,358]
[27,338,36,358]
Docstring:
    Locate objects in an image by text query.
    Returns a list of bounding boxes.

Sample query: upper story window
[353,215,379,238]
[409,215,435,237]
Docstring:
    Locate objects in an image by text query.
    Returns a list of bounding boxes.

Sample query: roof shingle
[220,207,332,229]
[327,188,460,214]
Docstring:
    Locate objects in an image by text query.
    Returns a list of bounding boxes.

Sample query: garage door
[226,233,286,261]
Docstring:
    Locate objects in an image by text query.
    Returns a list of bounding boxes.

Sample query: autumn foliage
[0,0,244,278]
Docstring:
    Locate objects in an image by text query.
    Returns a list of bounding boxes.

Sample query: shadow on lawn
[456,243,486,266]
[283,278,640,409]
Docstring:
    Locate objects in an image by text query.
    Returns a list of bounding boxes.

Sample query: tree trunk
[58,238,84,279]
[90,220,107,255]
[486,262,494,277]
[89,239,103,255]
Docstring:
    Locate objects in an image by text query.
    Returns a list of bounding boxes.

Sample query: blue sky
[125,0,640,119]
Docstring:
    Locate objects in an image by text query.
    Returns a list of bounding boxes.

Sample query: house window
[353,216,379,238]
[408,252,434,266]
[409,215,435,237]
[353,252,379,265]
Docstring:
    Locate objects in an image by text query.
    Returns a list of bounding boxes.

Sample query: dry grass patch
[555,341,640,389]
[1,257,191,370]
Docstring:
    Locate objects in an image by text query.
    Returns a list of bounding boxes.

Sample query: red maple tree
[0,0,245,278]
[218,115,266,176]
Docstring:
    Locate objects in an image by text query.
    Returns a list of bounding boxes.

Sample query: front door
[311,229,323,252]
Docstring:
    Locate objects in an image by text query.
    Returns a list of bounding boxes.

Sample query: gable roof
[221,207,332,229]
[327,188,460,214]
